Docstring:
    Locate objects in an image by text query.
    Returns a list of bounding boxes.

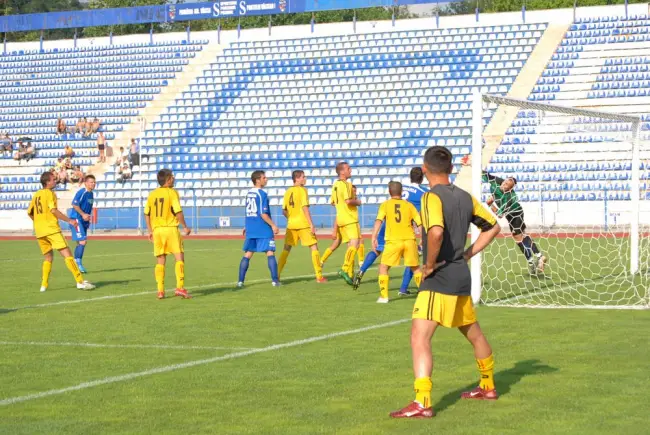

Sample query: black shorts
[97,144,105,151]
[506,211,526,236]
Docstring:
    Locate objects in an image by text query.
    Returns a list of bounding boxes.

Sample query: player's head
[157,169,174,187]
[84,174,96,191]
[388,181,402,198]
[423,146,453,177]
[40,171,56,189]
[410,167,424,184]
[500,177,517,193]
[251,170,267,188]
[292,170,306,186]
[335,161,351,179]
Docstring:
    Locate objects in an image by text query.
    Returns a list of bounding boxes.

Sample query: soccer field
[1,238,648,434]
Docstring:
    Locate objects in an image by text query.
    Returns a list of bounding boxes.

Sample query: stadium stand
[487,14,650,206]
[0,39,208,211]
[95,23,546,228]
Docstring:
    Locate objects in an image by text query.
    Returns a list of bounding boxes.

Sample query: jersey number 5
[153,198,164,217]
[394,203,402,223]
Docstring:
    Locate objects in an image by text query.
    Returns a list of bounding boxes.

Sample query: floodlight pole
[470,90,483,305]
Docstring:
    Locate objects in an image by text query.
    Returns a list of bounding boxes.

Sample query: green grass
[0,238,648,434]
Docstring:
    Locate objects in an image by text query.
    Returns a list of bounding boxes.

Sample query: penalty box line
[0,318,410,407]
[11,267,379,311]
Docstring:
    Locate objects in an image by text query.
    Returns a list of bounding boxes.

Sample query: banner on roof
[0,0,446,33]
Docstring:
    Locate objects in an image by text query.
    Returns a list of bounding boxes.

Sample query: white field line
[10,267,376,311]
[0,248,228,263]
[0,318,409,406]
[0,341,256,351]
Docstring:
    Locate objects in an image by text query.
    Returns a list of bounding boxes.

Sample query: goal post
[469,91,649,309]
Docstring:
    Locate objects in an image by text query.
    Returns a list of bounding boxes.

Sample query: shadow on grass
[0,308,17,315]
[434,359,559,414]
[91,280,140,289]
[96,266,150,273]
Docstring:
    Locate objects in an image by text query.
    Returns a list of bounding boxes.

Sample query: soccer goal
[467,92,649,309]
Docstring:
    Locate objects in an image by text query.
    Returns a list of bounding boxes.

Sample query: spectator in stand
[75,118,85,134]
[91,118,101,134]
[63,144,75,159]
[120,146,129,163]
[0,133,12,156]
[53,158,68,186]
[116,160,132,184]
[97,131,106,163]
[69,166,84,185]
[23,141,35,161]
[13,140,35,164]
[56,118,67,136]
[84,118,93,137]
[129,138,140,166]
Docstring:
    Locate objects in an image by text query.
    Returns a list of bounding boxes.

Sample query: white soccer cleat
[272,281,281,287]
[40,286,47,293]
[236,282,244,288]
[376,297,390,304]
[77,280,96,291]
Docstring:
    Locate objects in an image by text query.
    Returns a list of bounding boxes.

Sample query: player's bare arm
[463,223,501,262]
[144,214,154,242]
[303,205,316,235]
[345,198,362,207]
[261,213,279,235]
[52,208,78,229]
[282,207,289,219]
[422,226,445,277]
[371,219,382,252]
[73,204,90,222]
[175,211,191,236]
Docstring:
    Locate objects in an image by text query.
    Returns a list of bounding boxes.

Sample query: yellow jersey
[376,198,421,241]
[144,187,182,230]
[330,179,358,226]
[28,188,62,238]
[283,186,311,230]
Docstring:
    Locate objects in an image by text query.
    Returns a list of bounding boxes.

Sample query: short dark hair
[409,167,424,184]
[251,170,265,184]
[335,161,348,175]
[423,146,453,175]
[157,169,173,187]
[84,174,95,182]
[291,170,305,182]
[388,181,402,197]
[40,171,54,187]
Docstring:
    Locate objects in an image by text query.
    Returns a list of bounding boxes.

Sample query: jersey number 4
[289,193,295,208]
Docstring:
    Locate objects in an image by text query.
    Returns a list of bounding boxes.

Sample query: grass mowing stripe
[11,267,376,311]
[0,341,257,351]
[0,318,409,407]
[0,248,227,263]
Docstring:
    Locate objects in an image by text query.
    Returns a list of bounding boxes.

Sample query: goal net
[465,93,649,309]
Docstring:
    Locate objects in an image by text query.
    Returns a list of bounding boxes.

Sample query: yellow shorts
[381,240,419,267]
[412,291,476,328]
[37,232,68,255]
[153,227,184,257]
[337,223,361,243]
[285,228,318,247]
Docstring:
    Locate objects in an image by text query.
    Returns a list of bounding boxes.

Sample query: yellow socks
[174,261,185,289]
[155,264,165,292]
[311,250,323,279]
[343,246,357,275]
[42,260,52,288]
[414,377,432,408]
[357,243,365,265]
[378,274,389,300]
[321,247,333,265]
[477,354,495,391]
[278,250,290,276]
[413,271,423,288]
[64,256,83,284]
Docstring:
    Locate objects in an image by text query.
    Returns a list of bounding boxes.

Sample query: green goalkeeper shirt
[482,171,523,216]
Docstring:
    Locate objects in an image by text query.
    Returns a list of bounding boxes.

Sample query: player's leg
[340,225,360,283]
[352,245,381,290]
[357,233,365,268]
[40,247,53,292]
[171,230,191,299]
[400,241,423,296]
[55,233,94,290]
[266,249,280,286]
[237,241,254,287]
[309,244,326,283]
[510,214,540,274]
[320,228,341,266]
[399,268,414,295]
[390,310,438,418]
[278,231,295,278]
[70,219,88,273]
[377,263,391,303]
[458,321,497,400]
[155,255,167,299]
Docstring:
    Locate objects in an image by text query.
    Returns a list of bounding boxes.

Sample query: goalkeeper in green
[482,171,546,274]
[462,156,546,273]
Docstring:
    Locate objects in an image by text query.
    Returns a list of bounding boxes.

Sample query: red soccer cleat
[157,291,165,300]
[316,277,328,283]
[461,386,498,400]
[389,401,434,419]
[174,288,192,299]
